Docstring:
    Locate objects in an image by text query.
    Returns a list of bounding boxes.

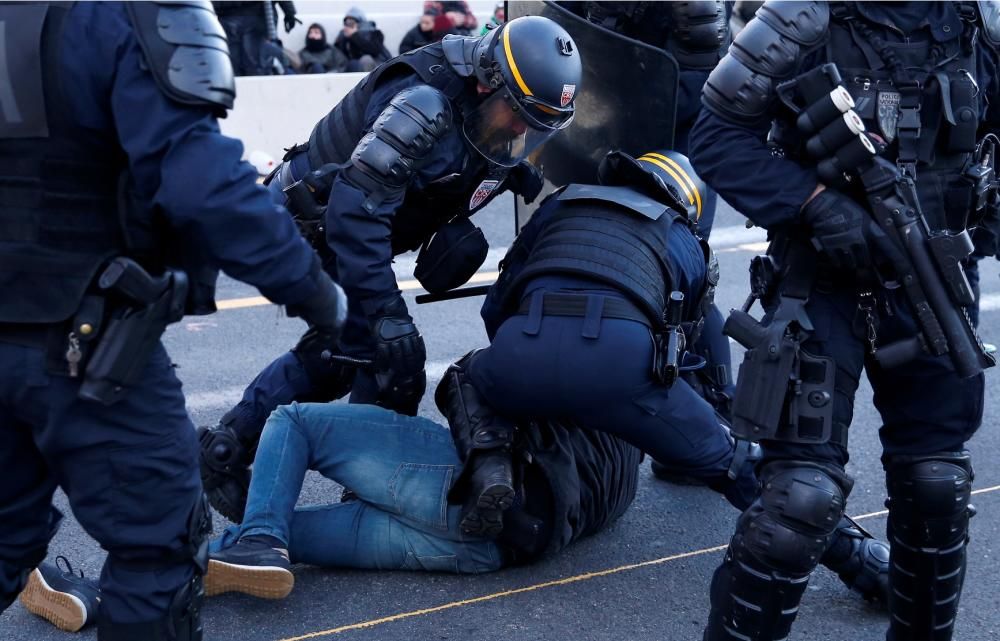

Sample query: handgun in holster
[653,291,686,387]
[78,257,188,405]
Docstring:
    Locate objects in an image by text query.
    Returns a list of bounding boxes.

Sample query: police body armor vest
[0,3,126,324]
[303,40,506,248]
[825,2,984,232]
[504,187,682,330]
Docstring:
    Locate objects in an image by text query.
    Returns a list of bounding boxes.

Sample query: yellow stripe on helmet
[637,155,702,219]
[502,22,533,97]
[642,152,702,218]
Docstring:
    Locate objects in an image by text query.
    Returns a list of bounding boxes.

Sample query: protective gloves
[802,188,884,271]
[507,161,544,204]
[370,296,426,415]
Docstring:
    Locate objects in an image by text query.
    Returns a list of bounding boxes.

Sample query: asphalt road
[4,194,1000,641]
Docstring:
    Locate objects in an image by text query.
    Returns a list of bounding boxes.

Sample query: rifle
[776,63,994,379]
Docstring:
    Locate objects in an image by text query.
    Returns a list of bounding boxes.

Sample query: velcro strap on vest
[516,293,652,327]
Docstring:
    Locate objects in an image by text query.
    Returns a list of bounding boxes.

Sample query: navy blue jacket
[62,2,323,305]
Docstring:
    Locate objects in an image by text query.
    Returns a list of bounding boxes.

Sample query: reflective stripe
[502,23,532,97]
[637,155,702,219]
[642,152,703,218]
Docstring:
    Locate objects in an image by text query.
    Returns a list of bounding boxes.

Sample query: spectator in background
[299,23,348,73]
[480,2,504,35]
[399,11,447,54]
[424,1,478,35]
[214,1,299,76]
[334,7,391,72]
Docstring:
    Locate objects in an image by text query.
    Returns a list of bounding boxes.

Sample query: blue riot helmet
[598,149,707,221]
[464,16,582,167]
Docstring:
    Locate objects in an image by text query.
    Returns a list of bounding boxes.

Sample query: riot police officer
[690,2,998,639]
[0,2,345,639]
[198,15,582,524]
[447,149,889,602]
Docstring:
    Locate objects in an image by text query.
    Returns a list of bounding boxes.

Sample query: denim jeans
[211,403,503,574]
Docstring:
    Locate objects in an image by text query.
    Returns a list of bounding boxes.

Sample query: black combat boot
[198,421,253,523]
[435,351,516,539]
[820,516,890,604]
[458,451,515,537]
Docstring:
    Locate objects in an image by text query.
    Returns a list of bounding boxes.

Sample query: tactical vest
[302,40,509,249]
[824,2,986,232]
[0,3,126,324]
[503,187,684,330]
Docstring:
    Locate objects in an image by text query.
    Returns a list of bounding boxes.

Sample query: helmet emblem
[560,84,576,108]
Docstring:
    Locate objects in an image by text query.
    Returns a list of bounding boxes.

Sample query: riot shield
[506,1,680,231]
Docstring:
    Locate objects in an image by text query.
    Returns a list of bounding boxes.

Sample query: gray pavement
[4,195,1000,641]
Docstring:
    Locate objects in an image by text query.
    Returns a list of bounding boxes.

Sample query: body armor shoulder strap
[126,1,235,114]
[557,184,674,221]
[976,0,1000,48]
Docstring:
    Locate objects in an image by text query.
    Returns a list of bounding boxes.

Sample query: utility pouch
[946,72,979,153]
[283,178,327,248]
[78,258,188,405]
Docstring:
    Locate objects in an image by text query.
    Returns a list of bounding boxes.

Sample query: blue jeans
[211,403,503,574]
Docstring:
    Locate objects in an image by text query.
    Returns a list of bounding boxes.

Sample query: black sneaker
[19,557,101,632]
[206,535,294,600]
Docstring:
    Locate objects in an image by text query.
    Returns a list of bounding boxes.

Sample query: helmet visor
[462,88,574,167]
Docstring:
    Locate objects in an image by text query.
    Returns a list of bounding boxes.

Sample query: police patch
[469,179,500,211]
[560,84,576,108]
[877,90,901,143]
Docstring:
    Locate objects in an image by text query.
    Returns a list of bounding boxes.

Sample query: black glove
[507,161,544,204]
[286,273,348,340]
[284,13,302,33]
[370,297,426,415]
[802,188,884,271]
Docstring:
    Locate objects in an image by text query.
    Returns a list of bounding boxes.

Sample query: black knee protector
[885,452,974,641]
[291,327,357,400]
[706,463,849,641]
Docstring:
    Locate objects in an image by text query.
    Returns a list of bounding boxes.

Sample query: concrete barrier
[219,72,368,161]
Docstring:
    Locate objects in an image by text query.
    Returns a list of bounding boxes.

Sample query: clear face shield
[462,86,575,167]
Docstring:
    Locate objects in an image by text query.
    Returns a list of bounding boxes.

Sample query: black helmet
[598,149,707,220]
[463,16,582,167]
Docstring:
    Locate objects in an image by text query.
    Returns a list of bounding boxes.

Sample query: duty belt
[515,292,651,333]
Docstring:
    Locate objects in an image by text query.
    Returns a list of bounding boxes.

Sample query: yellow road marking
[214,272,501,311]
[277,484,1000,640]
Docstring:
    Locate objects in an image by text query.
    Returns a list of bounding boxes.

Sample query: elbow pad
[667,1,731,71]
[702,1,828,125]
[343,85,453,213]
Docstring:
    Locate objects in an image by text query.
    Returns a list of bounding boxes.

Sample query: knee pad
[885,452,974,547]
[434,350,515,461]
[737,463,849,574]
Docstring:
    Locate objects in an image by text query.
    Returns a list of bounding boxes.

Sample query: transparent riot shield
[506,1,680,231]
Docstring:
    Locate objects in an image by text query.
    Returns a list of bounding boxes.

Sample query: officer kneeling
[449,149,890,603]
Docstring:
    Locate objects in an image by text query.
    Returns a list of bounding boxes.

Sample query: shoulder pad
[126,1,235,113]
[667,1,731,71]
[558,184,671,221]
[702,0,828,124]
[345,85,452,212]
[979,1,1000,48]
[756,1,829,47]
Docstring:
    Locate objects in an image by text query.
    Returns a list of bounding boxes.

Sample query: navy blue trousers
[759,286,985,469]
[466,290,759,510]
[0,341,202,624]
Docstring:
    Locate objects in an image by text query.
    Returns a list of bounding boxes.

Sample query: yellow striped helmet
[634,150,706,220]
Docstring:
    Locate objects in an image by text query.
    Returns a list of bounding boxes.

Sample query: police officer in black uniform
[199,15,582,524]
[689,2,999,639]
[0,2,345,639]
[441,149,890,603]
